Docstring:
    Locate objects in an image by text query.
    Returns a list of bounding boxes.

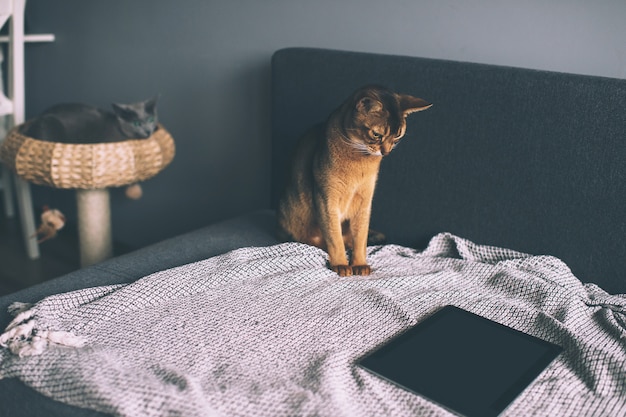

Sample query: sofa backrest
[271,47,626,293]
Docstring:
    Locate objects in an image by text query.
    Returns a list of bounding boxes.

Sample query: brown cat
[277,85,432,276]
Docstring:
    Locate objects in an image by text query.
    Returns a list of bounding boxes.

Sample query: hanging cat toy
[33,205,66,243]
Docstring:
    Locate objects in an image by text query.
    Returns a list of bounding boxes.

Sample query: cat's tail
[367,229,386,245]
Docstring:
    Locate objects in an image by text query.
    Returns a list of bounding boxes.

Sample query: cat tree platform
[0,123,175,266]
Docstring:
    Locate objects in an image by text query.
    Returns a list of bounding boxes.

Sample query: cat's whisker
[334,128,361,147]
[348,141,373,156]
[331,127,378,156]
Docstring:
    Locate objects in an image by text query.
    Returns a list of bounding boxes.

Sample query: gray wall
[22,0,626,249]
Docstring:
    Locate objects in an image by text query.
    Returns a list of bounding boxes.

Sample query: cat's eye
[371,131,382,140]
[147,117,155,123]
[133,121,141,127]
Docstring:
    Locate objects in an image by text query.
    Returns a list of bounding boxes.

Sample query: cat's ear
[111,103,134,118]
[398,94,432,115]
[356,97,384,114]
[145,95,159,112]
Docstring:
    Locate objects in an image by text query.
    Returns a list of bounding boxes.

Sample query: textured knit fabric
[1,233,625,417]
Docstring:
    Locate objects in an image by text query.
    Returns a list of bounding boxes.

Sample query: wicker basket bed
[0,122,176,266]
[0,123,175,190]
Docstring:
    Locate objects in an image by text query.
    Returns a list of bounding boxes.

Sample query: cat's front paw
[331,264,352,277]
[351,264,371,276]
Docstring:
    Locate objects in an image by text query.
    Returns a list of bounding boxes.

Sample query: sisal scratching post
[76,189,113,267]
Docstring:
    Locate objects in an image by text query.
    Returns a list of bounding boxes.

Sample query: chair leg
[13,175,39,259]
[1,166,15,217]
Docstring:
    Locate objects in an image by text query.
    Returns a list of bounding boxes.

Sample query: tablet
[357,305,562,417]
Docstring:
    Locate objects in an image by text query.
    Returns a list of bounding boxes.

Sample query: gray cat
[23,96,158,144]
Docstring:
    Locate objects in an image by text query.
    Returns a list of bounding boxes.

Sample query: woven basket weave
[0,123,175,189]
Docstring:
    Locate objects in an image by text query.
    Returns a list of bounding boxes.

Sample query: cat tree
[0,123,175,266]
[0,1,175,267]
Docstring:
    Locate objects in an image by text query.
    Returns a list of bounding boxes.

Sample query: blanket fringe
[1,302,86,357]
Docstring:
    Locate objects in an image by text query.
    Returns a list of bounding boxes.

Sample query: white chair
[0,47,15,219]
[0,0,54,259]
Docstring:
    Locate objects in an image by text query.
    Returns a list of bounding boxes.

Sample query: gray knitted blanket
[1,233,625,417]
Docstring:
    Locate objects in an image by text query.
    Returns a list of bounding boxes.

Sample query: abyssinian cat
[22,96,159,144]
[277,85,432,276]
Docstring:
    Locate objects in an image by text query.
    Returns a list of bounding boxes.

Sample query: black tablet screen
[358,305,562,417]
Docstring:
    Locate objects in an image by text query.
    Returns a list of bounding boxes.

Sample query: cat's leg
[277,195,327,248]
[316,196,351,276]
[325,219,351,277]
[348,188,374,276]
[300,225,326,249]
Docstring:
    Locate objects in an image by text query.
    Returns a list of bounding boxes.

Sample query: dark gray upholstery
[2,47,626,416]
[272,48,626,294]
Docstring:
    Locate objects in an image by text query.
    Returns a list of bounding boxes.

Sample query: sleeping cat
[277,85,431,277]
[22,96,158,143]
